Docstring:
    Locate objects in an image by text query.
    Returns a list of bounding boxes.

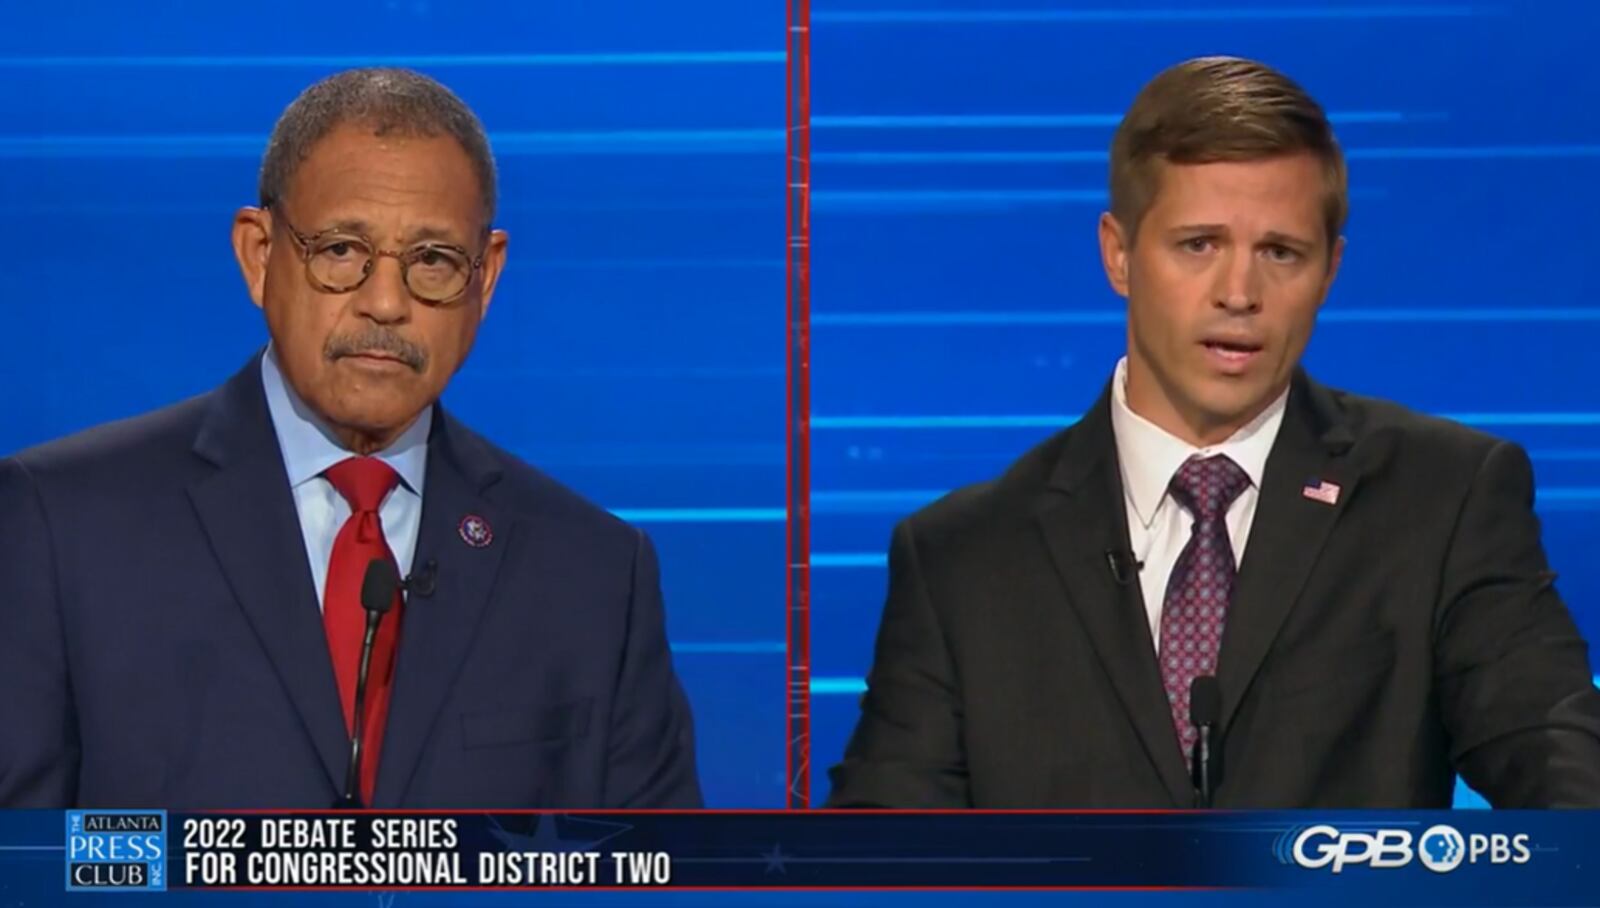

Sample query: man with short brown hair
[828,56,1600,808]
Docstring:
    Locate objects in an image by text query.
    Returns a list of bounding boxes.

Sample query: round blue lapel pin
[458,514,494,548]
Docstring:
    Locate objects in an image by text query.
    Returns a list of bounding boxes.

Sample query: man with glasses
[0,68,702,808]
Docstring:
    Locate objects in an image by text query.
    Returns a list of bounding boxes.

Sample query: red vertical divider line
[800,0,813,809]
[786,0,813,809]
[780,0,793,808]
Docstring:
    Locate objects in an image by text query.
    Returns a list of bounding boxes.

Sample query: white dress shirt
[1108,357,1289,649]
[260,347,430,611]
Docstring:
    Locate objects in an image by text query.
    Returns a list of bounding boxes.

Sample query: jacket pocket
[461,699,593,750]
[1275,627,1398,701]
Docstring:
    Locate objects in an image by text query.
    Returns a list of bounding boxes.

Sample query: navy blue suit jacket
[0,356,702,808]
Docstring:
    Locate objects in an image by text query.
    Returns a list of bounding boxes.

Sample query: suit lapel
[375,410,511,806]
[1218,372,1362,731]
[186,356,349,794]
[1035,388,1195,806]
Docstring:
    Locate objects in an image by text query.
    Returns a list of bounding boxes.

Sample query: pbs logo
[1288,823,1531,873]
[1416,825,1465,873]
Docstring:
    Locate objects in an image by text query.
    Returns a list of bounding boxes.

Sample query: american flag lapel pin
[1302,477,1341,506]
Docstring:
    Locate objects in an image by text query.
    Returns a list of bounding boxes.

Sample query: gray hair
[258,67,498,223]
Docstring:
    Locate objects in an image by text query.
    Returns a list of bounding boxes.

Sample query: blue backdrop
[0,2,785,806]
[809,1,1600,806]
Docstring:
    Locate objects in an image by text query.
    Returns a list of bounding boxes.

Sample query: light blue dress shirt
[260,348,430,610]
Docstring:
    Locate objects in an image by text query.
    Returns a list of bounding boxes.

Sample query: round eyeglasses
[270,208,487,304]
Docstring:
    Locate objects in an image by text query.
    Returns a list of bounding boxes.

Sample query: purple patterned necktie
[1157,454,1251,761]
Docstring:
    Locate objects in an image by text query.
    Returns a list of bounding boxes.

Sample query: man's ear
[232,207,273,310]
[1318,234,1346,308]
[1098,211,1132,298]
[475,229,510,320]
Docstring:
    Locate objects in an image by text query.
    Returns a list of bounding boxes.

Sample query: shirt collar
[1109,356,1287,529]
[260,346,431,496]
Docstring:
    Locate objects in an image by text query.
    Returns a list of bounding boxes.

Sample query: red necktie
[322,456,404,805]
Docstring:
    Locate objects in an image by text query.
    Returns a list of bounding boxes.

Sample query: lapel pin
[458,514,494,548]
[1302,478,1341,506]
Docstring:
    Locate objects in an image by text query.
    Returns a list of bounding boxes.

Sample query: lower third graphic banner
[13,810,1595,903]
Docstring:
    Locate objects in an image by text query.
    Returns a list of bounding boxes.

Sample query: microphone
[1104,549,1142,586]
[402,558,438,598]
[335,558,400,809]
[1189,675,1221,808]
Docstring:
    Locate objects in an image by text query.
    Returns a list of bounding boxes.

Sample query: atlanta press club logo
[65,810,167,891]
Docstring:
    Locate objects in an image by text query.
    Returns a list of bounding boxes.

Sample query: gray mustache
[324,329,428,372]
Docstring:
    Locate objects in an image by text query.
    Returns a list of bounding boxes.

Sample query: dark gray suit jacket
[829,372,1600,808]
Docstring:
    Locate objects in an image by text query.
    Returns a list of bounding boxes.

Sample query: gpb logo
[1286,824,1531,874]
[1290,825,1413,873]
